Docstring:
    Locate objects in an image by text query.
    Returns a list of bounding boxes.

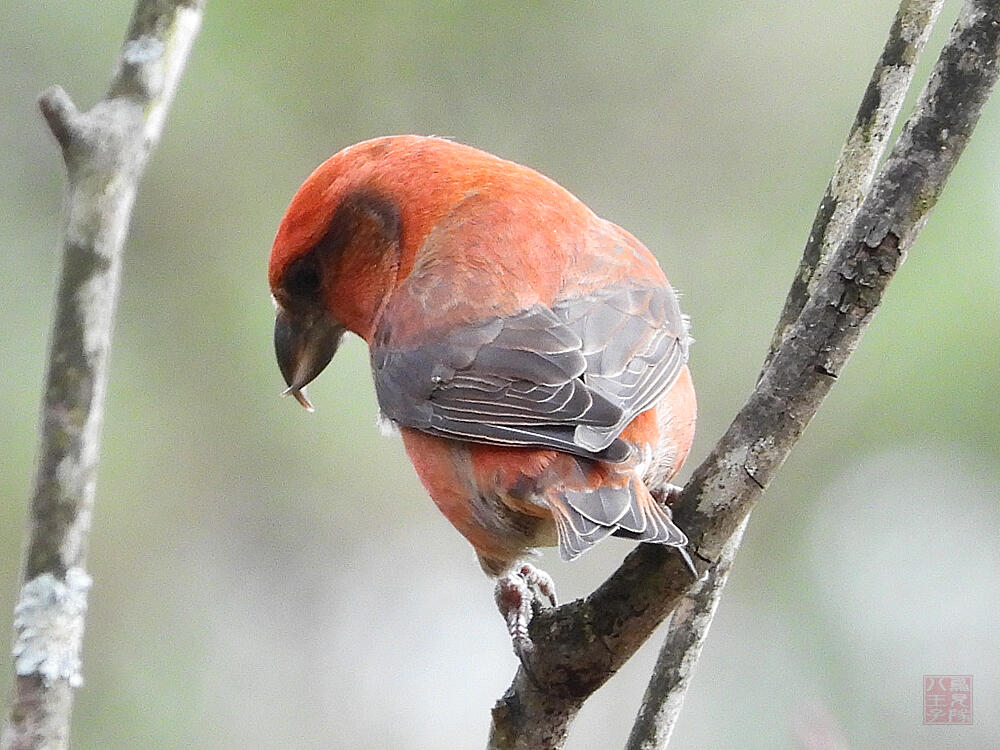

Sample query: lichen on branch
[1,3,204,749]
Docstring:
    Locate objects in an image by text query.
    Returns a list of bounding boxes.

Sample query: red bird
[269,136,696,644]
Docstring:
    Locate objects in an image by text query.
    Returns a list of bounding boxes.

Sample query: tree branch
[488,2,1000,747]
[626,2,946,746]
[764,0,947,371]
[623,518,747,750]
[1,3,204,749]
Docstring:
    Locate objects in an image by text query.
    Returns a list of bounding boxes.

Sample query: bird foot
[653,483,683,506]
[494,563,557,656]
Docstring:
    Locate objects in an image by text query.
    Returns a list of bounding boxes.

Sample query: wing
[561,285,689,452]
[372,284,689,463]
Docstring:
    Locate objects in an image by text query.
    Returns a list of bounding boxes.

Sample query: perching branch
[627,2,945,746]
[1,3,203,749]
[488,2,1000,748]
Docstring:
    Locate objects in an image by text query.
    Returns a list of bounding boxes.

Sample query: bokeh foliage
[2,2,998,748]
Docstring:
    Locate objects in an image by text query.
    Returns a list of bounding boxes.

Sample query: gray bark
[624,519,747,750]
[488,2,1000,747]
[628,2,947,746]
[765,0,947,370]
[1,3,204,749]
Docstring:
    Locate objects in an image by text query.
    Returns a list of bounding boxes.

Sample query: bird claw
[517,563,557,609]
[653,483,683,506]
[494,563,557,656]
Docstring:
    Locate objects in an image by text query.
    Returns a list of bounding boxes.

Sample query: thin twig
[627,3,946,747]
[624,518,747,750]
[488,2,1000,747]
[1,3,204,749]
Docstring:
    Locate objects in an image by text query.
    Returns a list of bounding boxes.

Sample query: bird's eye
[285,257,321,298]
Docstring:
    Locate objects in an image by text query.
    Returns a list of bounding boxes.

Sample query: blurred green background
[3,2,998,748]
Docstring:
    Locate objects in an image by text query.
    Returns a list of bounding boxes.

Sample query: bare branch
[764,0,946,371]
[628,3,946,746]
[36,87,81,155]
[624,519,747,750]
[1,3,204,749]
[488,2,1000,747]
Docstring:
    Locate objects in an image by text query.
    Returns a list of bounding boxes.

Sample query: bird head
[269,135,538,409]
[268,142,406,410]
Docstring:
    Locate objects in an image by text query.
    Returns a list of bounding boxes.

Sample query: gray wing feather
[373,284,688,462]
[564,486,632,527]
[566,287,688,451]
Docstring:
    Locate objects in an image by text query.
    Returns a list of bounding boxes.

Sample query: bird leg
[494,563,557,655]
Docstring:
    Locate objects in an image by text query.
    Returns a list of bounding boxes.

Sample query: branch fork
[489,1,1000,747]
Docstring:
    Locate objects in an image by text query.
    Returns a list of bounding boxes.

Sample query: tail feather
[613,483,687,546]
[547,473,687,562]
[564,485,632,527]
[614,498,647,535]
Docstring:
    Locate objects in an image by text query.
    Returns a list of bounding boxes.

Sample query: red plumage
[269,135,696,580]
